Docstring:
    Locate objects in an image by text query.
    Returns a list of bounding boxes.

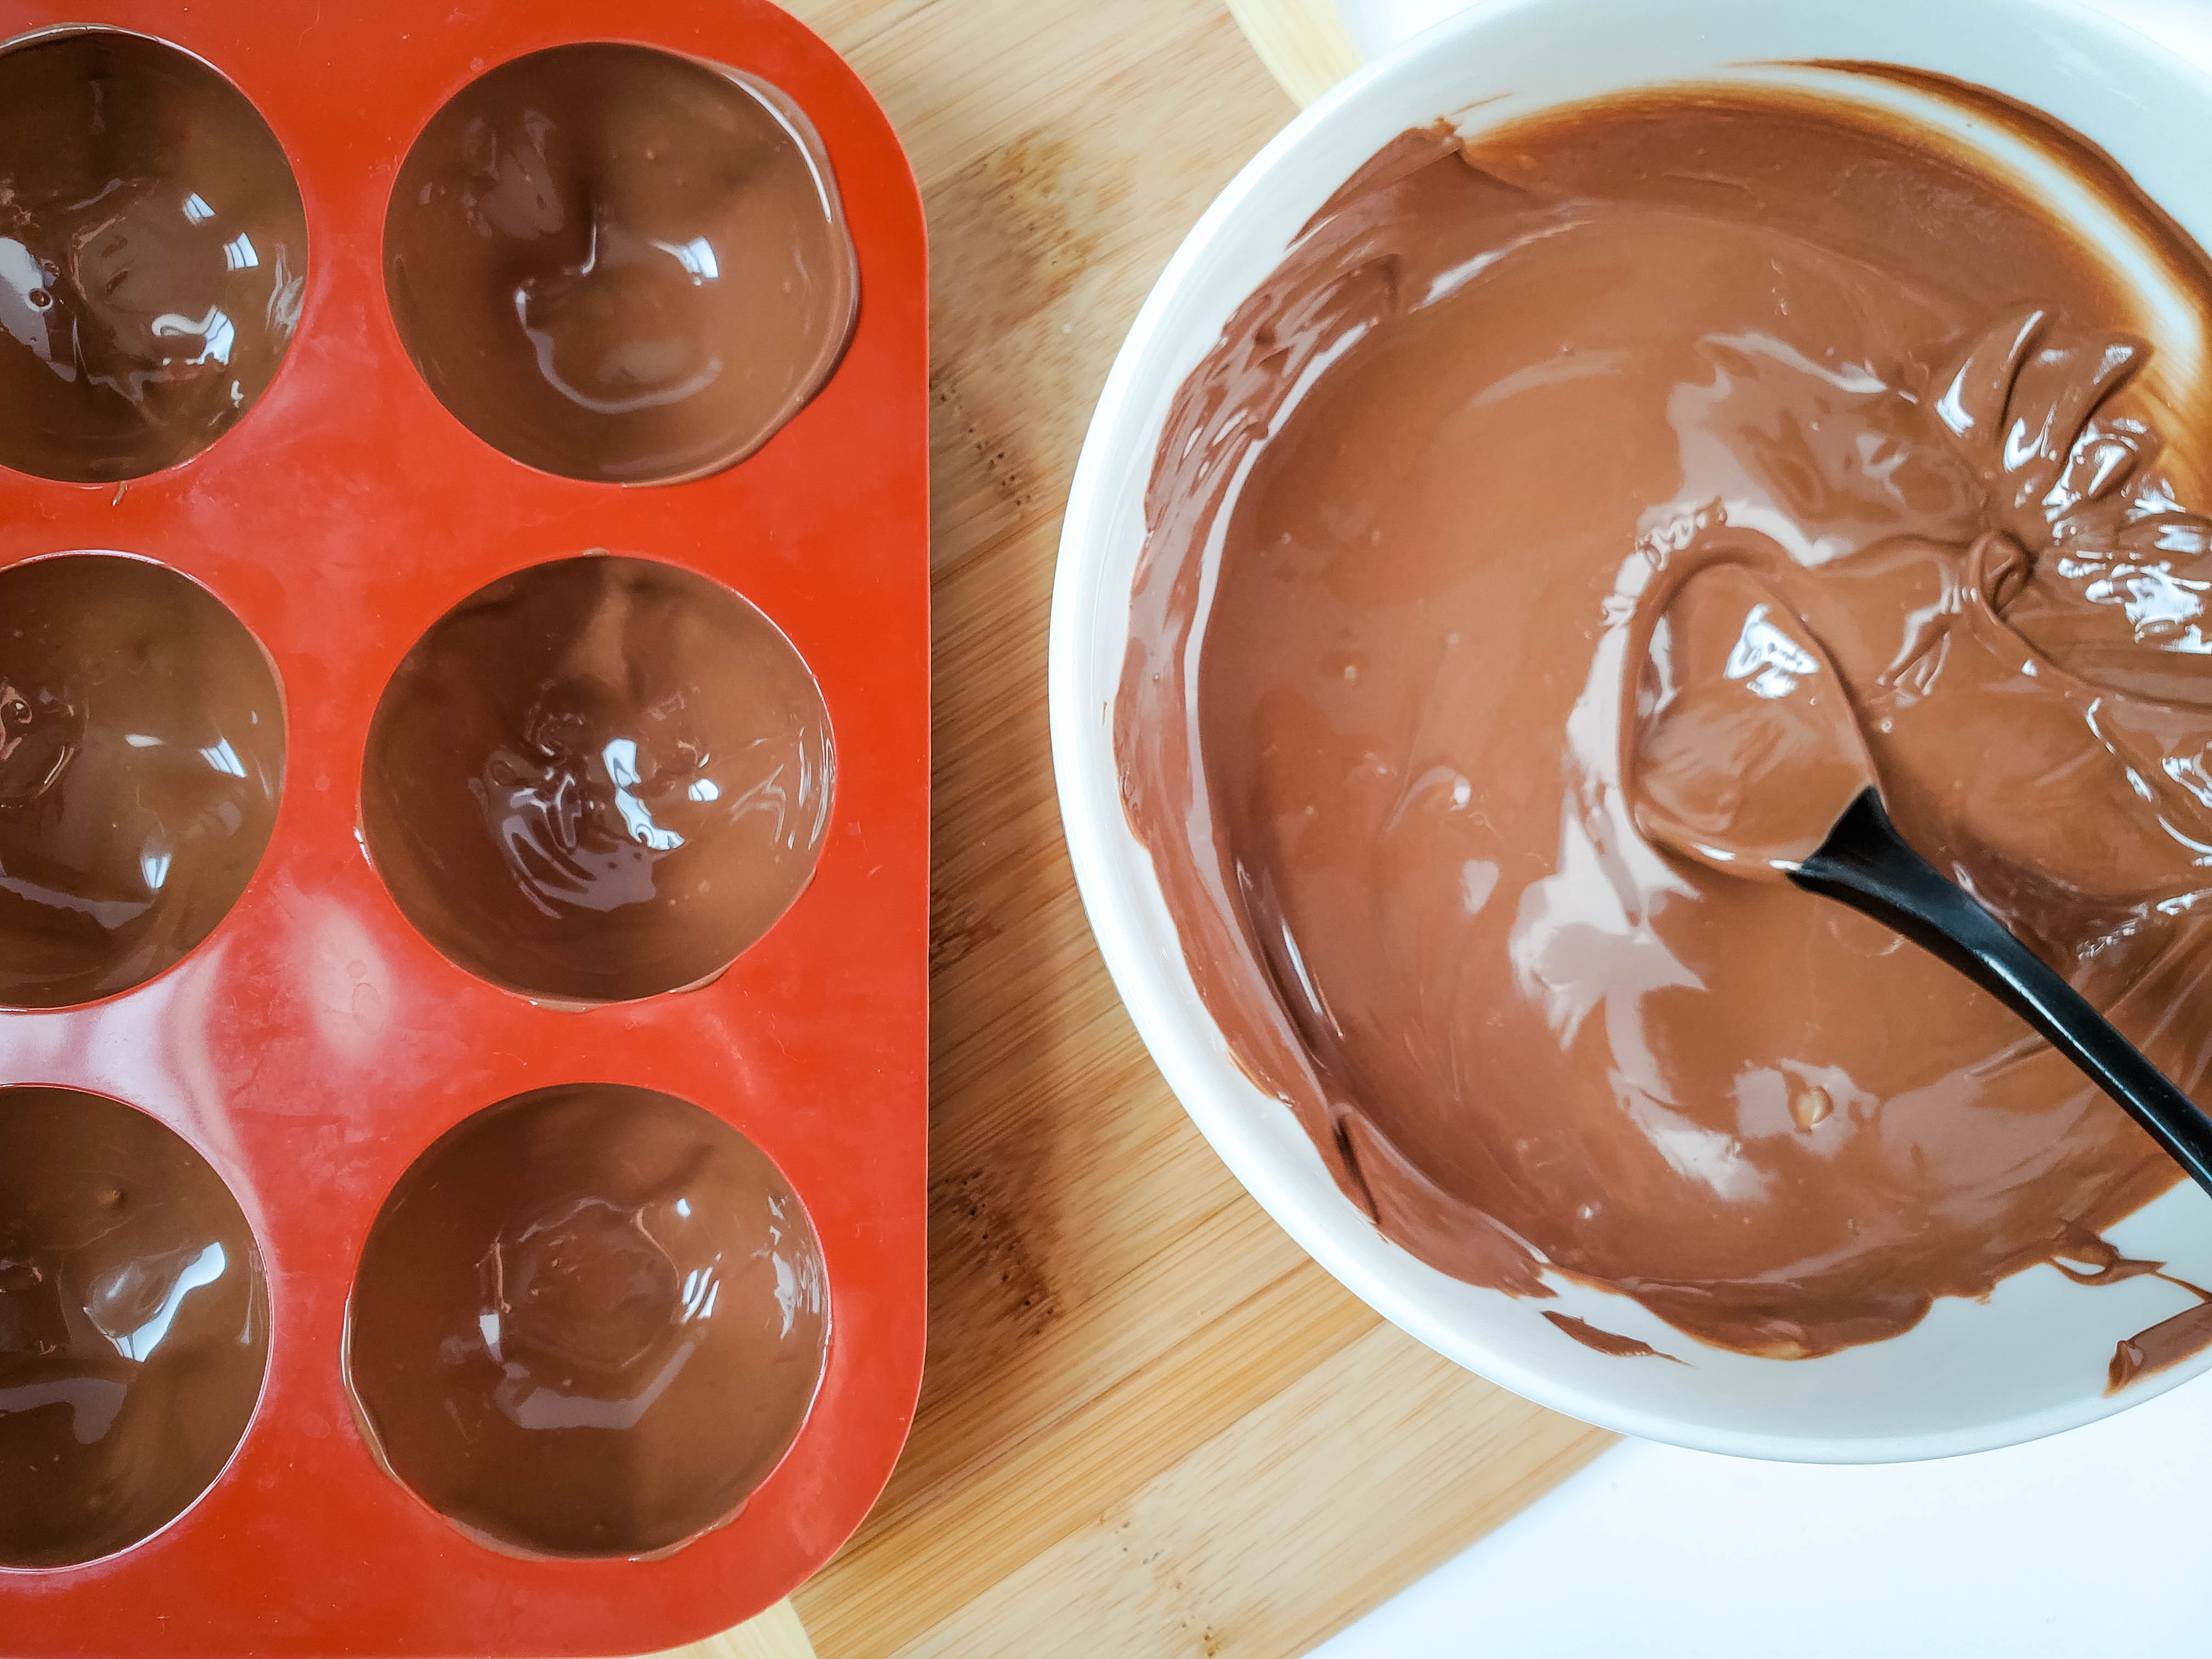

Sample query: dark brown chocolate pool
[1116,81,2212,1359]
[383,42,859,484]
[359,555,833,1005]
[0,554,285,1008]
[345,1084,828,1560]
[0,30,308,483]
[0,1086,269,1568]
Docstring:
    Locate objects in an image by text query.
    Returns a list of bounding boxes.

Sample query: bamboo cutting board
[659,4,1615,1655]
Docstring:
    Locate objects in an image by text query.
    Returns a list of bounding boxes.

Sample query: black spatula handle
[1792,787,2212,1197]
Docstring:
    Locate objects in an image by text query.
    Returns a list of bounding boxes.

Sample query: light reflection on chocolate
[359,555,833,1005]
[0,30,308,483]
[344,1084,828,1560]
[383,42,859,484]
[0,1086,268,1567]
[0,555,285,1008]
[1628,559,1876,879]
[1116,84,2212,1358]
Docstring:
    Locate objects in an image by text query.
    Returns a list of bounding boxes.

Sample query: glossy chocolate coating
[0,30,308,483]
[0,555,285,1008]
[1542,1312,1680,1363]
[1629,560,1877,879]
[0,1086,269,1567]
[359,555,833,1004]
[345,1084,828,1560]
[1118,86,2212,1357]
[383,43,858,484]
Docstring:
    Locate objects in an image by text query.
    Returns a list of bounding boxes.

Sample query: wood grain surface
[654,4,1616,1655]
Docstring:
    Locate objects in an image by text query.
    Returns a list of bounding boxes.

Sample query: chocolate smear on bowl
[1542,1312,1683,1364]
[384,42,857,484]
[0,555,284,1008]
[0,1086,268,1567]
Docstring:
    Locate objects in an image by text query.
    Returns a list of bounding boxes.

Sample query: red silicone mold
[0,1,928,1653]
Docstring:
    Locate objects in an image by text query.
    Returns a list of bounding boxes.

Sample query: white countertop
[1314,1372,2212,1657]
[1313,2,2212,1653]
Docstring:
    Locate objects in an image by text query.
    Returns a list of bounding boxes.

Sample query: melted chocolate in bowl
[1628,560,1876,879]
[344,1085,829,1560]
[1117,85,2212,1359]
[0,555,285,1008]
[360,555,833,1005]
[383,42,859,484]
[0,30,308,483]
[0,1086,269,1568]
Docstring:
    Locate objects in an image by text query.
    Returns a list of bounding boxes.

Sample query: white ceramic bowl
[1051,0,2212,1461]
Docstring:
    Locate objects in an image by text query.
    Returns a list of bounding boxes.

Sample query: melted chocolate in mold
[0,555,284,1008]
[383,42,859,485]
[1116,86,2212,1358]
[0,1086,269,1568]
[0,30,308,483]
[360,555,832,1005]
[344,1084,828,1560]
